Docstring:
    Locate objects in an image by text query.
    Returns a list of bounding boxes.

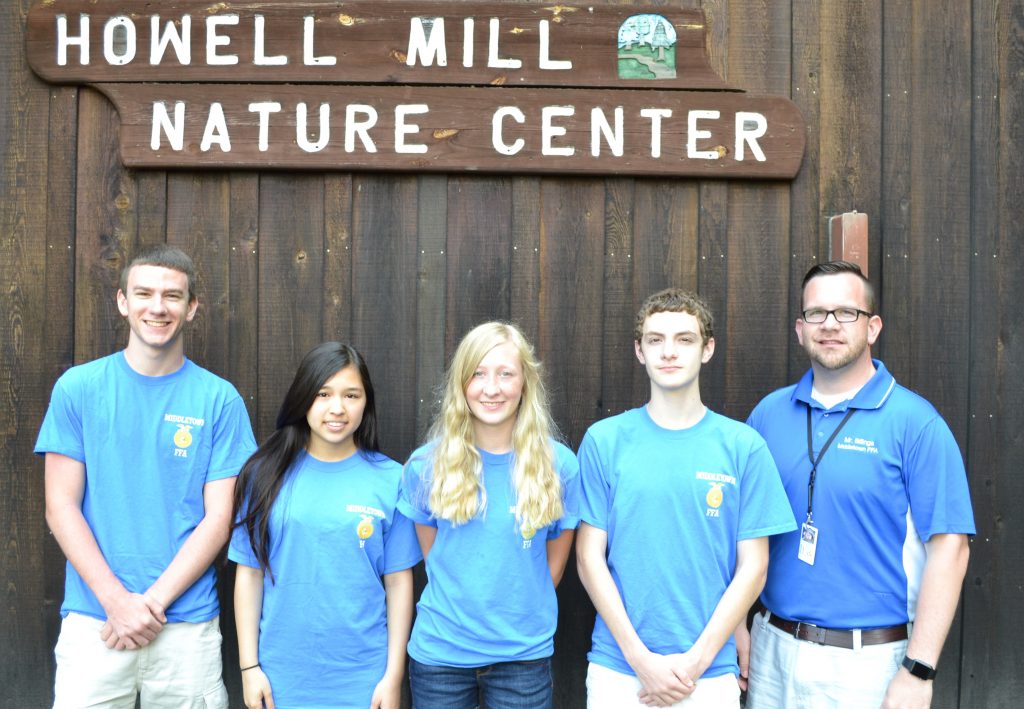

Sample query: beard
[804,335,869,371]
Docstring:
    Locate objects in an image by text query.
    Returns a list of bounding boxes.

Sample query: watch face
[902,656,936,680]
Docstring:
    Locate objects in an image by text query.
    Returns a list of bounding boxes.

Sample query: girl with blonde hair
[399,321,580,708]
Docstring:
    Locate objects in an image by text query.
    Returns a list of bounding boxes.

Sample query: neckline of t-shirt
[116,351,190,386]
[638,405,714,438]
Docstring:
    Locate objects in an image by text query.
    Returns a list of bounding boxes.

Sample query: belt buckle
[794,622,828,645]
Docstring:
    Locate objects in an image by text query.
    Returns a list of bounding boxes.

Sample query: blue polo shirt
[747,360,975,629]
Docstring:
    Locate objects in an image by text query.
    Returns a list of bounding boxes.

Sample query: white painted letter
[254,15,287,65]
[248,102,282,151]
[591,107,623,157]
[406,18,447,67]
[303,16,337,65]
[150,15,191,65]
[539,20,571,70]
[640,108,672,158]
[151,101,185,150]
[57,15,90,66]
[296,103,330,152]
[206,15,239,65]
[488,18,521,69]
[200,103,231,152]
[395,104,429,154]
[542,106,575,156]
[463,19,475,67]
[103,17,136,65]
[735,112,767,161]
[345,105,378,152]
[492,107,525,155]
[687,110,720,159]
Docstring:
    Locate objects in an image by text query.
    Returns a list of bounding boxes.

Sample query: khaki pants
[53,612,228,709]
[586,662,740,709]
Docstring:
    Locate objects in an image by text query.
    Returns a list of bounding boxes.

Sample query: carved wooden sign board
[27,1,806,178]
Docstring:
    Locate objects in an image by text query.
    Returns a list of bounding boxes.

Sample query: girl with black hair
[229,342,421,709]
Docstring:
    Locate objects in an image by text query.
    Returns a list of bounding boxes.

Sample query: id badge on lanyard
[800,405,856,565]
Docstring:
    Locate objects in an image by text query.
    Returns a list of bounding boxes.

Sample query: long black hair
[232,342,381,577]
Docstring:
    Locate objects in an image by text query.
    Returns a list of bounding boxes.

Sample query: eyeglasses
[801,307,873,324]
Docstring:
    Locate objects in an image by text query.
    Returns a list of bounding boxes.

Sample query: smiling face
[464,340,524,445]
[116,264,198,356]
[636,310,715,394]
[796,272,882,373]
[305,365,367,462]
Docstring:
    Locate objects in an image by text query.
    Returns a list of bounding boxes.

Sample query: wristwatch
[901,656,937,680]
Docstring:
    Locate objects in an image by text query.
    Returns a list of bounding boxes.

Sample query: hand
[734,620,751,691]
[99,592,165,650]
[632,650,697,707]
[880,668,933,709]
[370,671,402,709]
[242,666,275,709]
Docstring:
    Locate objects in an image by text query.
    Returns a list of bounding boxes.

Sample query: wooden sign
[26,1,807,178]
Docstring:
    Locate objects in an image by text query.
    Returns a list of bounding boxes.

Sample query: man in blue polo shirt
[577,288,795,708]
[36,246,256,707]
[741,261,974,709]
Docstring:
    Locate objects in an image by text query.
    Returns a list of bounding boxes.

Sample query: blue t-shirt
[398,440,581,667]
[34,352,256,622]
[747,360,976,629]
[229,450,421,709]
[578,407,795,679]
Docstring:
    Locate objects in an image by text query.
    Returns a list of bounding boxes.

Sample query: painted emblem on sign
[618,15,677,79]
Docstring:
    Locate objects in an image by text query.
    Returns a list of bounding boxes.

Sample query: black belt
[758,605,908,650]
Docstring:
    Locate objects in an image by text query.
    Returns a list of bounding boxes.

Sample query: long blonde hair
[427,322,563,533]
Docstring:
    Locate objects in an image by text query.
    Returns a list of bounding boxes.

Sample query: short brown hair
[120,245,197,302]
[634,288,714,344]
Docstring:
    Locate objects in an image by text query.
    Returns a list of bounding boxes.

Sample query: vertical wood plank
[599,177,637,418]
[721,0,792,420]
[324,174,355,343]
[351,175,420,459]
[256,175,325,440]
[537,178,606,707]
[0,0,59,701]
[40,86,80,705]
[415,175,448,443]
[444,176,513,351]
[960,2,1024,706]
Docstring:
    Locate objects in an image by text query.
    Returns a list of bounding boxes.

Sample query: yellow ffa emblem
[357,515,375,540]
[521,524,537,541]
[706,483,724,509]
[173,425,193,449]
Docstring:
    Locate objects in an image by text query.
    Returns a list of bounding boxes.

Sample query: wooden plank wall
[2,0,1022,706]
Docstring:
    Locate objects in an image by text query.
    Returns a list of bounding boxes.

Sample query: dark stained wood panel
[4,1,1024,708]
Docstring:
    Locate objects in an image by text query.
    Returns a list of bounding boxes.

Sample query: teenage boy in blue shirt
[577,288,795,708]
[36,246,256,708]
[741,261,974,709]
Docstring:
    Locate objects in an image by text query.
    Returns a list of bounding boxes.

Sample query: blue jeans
[408,656,553,709]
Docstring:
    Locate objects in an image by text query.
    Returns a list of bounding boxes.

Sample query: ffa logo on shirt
[173,425,193,449]
[695,471,736,518]
[706,483,724,509]
[357,515,375,548]
[164,413,205,459]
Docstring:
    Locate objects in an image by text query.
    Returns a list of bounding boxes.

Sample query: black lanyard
[804,405,856,523]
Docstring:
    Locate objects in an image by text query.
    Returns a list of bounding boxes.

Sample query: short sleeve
[206,394,257,483]
[382,510,423,574]
[737,434,797,541]
[228,509,260,569]
[397,452,437,527]
[904,415,975,539]
[577,431,611,531]
[34,377,85,462]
